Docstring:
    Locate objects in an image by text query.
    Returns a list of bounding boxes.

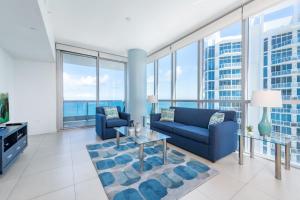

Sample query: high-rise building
[204,32,242,125]
[204,1,300,164]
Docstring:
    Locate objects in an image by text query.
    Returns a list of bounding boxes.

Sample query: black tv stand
[0,122,28,174]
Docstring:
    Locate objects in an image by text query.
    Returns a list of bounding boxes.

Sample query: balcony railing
[63,100,125,127]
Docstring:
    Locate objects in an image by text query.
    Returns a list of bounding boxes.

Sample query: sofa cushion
[171,107,216,128]
[106,119,127,128]
[151,121,185,132]
[172,125,209,144]
[170,107,237,127]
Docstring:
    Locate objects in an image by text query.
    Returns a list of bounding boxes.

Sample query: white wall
[0,47,15,120]
[13,59,57,135]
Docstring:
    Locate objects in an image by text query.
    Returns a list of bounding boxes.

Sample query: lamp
[251,90,282,137]
[147,95,157,114]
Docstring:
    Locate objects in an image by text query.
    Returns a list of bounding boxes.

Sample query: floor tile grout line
[69,134,77,200]
[20,154,74,179]
[6,135,47,200]
[229,161,276,200]
[27,184,75,200]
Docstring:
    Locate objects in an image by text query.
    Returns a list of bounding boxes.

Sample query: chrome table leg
[116,131,120,147]
[239,135,244,165]
[139,144,144,172]
[163,139,167,164]
[275,143,281,180]
[285,141,291,170]
[250,137,254,158]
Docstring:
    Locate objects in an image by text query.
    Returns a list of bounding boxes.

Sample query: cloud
[164,70,171,80]
[63,72,98,86]
[99,74,110,84]
[147,75,154,83]
[164,66,183,80]
[176,66,183,76]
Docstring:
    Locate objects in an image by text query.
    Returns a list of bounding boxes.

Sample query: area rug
[86,137,218,200]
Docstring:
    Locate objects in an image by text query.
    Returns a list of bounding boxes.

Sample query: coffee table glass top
[114,126,170,145]
[238,132,292,146]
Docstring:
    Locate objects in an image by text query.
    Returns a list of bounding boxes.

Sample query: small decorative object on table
[135,122,142,135]
[246,125,253,136]
[128,127,135,136]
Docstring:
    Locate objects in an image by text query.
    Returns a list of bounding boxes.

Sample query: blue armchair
[95,106,131,140]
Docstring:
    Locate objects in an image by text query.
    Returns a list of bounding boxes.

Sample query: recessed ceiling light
[125,17,131,22]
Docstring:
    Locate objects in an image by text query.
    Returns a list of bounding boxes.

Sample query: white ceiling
[48,0,247,56]
[0,0,55,62]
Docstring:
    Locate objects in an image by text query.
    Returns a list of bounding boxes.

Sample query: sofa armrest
[150,113,161,123]
[119,112,130,123]
[208,121,238,161]
[96,113,106,137]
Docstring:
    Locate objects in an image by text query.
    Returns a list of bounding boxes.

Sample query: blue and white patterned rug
[86,137,218,200]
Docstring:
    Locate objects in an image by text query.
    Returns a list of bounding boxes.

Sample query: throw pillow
[104,107,119,119]
[160,108,175,122]
[208,112,225,127]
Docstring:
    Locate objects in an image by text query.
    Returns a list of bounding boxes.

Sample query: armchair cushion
[106,119,128,128]
[173,125,209,144]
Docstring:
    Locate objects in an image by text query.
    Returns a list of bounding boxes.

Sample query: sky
[63,62,124,101]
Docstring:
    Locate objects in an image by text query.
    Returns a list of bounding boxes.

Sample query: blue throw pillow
[208,112,225,127]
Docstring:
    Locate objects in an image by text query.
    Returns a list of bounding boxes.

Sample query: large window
[99,60,125,111]
[203,21,242,122]
[175,42,198,108]
[248,0,300,163]
[61,52,126,128]
[158,55,172,109]
[146,62,155,113]
[63,53,97,128]
[147,62,155,96]
[146,0,300,166]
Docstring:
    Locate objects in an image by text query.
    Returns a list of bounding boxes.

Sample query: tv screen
[0,93,9,124]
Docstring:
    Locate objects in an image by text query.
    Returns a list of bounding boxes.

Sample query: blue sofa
[95,106,131,140]
[150,107,238,162]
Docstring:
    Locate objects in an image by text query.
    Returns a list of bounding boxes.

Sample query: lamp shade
[251,90,282,108]
[147,95,157,103]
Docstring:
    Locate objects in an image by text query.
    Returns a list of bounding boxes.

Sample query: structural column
[127,49,147,123]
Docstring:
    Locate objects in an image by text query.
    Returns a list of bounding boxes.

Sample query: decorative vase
[258,107,271,137]
[151,103,155,114]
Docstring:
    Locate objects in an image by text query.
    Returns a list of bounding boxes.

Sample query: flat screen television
[0,93,9,125]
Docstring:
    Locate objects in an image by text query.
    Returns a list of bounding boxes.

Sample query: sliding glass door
[60,51,127,129]
[99,60,126,111]
[62,53,97,128]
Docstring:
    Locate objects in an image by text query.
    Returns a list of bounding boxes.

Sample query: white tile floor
[0,127,299,200]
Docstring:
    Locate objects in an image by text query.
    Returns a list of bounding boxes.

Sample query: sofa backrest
[170,107,237,128]
[96,106,121,114]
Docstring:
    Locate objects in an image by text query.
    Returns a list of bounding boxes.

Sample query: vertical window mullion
[241,17,249,133]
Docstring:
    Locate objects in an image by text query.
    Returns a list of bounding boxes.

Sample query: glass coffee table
[238,132,292,180]
[114,126,170,172]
